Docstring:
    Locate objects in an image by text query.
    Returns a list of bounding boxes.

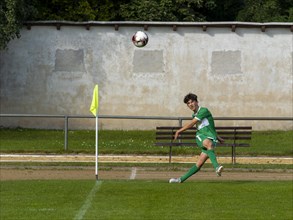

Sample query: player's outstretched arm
[174,118,197,140]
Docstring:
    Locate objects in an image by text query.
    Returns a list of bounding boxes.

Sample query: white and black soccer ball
[132,31,148,48]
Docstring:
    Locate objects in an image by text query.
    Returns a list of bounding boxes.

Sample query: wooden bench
[155,126,252,164]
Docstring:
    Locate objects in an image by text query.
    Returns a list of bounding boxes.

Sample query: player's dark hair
[184,93,198,103]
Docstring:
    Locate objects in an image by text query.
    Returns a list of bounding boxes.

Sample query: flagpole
[95,114,99,180]
[90,84,99,181]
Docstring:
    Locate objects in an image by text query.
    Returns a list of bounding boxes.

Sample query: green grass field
[0,128,292,156]
[0,180,292,220]
[0,128,292,219]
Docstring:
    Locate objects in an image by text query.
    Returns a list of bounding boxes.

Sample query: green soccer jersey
[192,107,217,141]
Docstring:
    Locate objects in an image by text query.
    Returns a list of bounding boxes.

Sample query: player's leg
[169,152,208,183]
[203,138,219,169]
[203,139,223,176]
[179,152,208,182]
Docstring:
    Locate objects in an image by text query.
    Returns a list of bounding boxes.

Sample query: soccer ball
[132,31,148,47]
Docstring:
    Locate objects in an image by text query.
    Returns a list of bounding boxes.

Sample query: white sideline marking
[130,167,137,180]
[74,181,102,220]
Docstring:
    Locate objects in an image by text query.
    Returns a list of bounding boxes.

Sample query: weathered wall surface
[0,22,292,130]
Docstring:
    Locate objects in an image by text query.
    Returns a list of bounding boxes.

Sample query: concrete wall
[0,22,292,130]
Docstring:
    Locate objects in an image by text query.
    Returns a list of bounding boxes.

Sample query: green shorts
[196,134,217,152]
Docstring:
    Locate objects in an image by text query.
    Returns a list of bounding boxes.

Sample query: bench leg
[232,146,236,164]
[169,146,172,163]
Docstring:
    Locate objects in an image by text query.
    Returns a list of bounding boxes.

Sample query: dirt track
[0,154,292,181]
[1,154,292,164]
[1,167,293,181]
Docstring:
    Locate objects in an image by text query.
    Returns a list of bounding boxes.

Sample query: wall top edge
[23,21,293,28]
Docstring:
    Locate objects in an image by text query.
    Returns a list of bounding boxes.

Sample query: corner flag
[89,84,99,180]
[90,85,99,116]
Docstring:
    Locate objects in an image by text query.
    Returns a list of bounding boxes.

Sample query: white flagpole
[95,114,99,180]
[90,84,99,181]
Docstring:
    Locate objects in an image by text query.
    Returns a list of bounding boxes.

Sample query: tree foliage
[205,0,245,21]
[31,0,97,21]
[1,0,292,50]
[237,0,293,22]
[0,0,36,50]
[17,0,293,22]
[120,0,217,21]
[31,0,130,21]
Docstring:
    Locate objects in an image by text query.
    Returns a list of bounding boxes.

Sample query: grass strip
[0,180,292,220]
[1,128,292,157]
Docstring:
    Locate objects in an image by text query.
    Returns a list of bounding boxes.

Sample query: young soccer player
[169,93,224,183]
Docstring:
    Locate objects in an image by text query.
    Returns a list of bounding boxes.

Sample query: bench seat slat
[217,131,252,135]
[156,130,251,132]
[155,143,250,147]
[156,126,252,130]
[157,131,252,135]
[156,136,251,140]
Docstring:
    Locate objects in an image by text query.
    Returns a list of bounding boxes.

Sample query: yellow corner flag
[90,85,99,116]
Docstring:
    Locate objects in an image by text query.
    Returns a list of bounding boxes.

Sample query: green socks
[180,165,200,182]
[179,150,219,183]
[206,149,219,170]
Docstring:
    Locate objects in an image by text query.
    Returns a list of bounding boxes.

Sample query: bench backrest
[155,126,252,147]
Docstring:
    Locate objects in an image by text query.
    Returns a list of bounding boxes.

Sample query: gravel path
[0,154,292,181]
[1,154,292,164]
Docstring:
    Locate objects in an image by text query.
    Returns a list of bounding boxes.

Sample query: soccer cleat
[216,165,224,177]
[169,178,181,183]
